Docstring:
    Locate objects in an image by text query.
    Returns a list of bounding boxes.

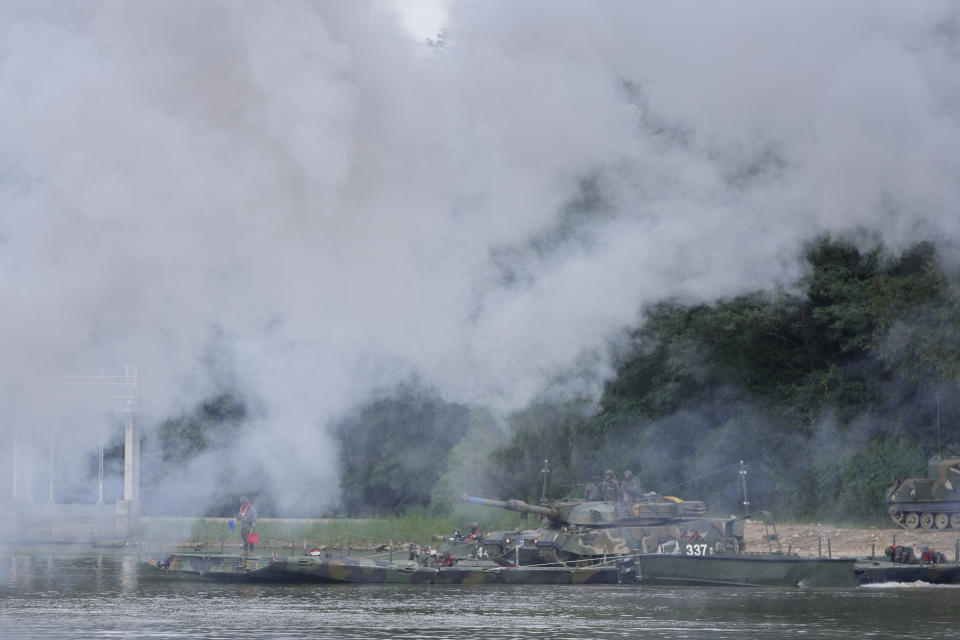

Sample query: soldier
[621,470,642,503]
[921,546,947,564]
[467,522,482,541]
[885,544,919,564]
[583,477,601,501]
[602,470,620,502]
[237,496,258,554]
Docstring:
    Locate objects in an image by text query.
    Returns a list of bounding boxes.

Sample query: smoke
[1,1,959,513]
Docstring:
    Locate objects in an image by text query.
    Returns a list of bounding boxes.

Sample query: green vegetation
[136,393,253,516]
[484,237,960,523]
[335,388,471,514]
[133,235,960,526]
[137,507,519,549]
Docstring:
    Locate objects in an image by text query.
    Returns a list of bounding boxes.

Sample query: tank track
[888,503,960,530]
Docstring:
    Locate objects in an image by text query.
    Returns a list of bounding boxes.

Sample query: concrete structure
[1,366,141,542]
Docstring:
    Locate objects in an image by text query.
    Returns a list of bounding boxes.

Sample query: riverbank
[122,516,960,560]
[743,520,960,559]
[132,512,515,552]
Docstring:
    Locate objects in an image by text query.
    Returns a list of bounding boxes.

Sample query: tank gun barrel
[461,494,561,520]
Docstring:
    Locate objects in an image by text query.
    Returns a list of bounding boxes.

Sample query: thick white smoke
[1,0,958,512]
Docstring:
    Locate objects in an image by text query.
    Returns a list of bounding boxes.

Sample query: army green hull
[431,565,618,584]
[886,455,960,529]
[635,553,858,587]
[855,558,960,585]
[141,552,618,584]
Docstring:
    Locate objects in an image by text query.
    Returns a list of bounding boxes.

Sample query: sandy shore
[744,520,960,559]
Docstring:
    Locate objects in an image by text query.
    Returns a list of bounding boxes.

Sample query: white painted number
[685,543,711,556]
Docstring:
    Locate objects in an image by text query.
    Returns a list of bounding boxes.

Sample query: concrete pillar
[122,414,140,517]
[12,429,34,503]
[116,413,141,540]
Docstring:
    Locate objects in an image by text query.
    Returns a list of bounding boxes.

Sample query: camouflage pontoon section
[143,552,432,583]
[855,557,960,585]
[633,553,858,588]
[141,552,619,584]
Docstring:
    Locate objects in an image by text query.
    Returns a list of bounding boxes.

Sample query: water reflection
[119,554,136,594]
[236,584,262,599]
[8,554,34,592]
[1,551,960,639]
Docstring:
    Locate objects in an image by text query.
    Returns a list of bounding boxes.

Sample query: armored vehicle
[463,493,744,566]
[886,455,960,529]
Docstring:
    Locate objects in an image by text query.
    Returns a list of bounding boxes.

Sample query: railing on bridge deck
[1,366,142,540]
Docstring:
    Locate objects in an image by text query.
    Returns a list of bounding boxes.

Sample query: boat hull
[636,553,857,587]
[141,552,619,584]
[855,559,960,585]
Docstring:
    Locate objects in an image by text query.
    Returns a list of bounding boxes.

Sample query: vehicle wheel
[920,512,935,529]
[950,513,960,529]
[935,513,950,530]
[904,512,920,529]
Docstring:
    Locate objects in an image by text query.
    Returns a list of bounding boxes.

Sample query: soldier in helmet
[583,477,601,501]
[920,546,947,564]
[885,544,919,564]
[467,522,482,541]
[621,470,643,503]
[602,470,621,502]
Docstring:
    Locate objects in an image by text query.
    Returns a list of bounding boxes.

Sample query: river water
[2,548,958,639]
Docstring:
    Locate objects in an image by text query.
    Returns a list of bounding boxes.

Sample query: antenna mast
[540,458,550,501]
[937,391,942,458]
[739,460,750,515]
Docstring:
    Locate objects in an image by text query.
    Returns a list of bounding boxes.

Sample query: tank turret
[886,455,960,530]
[463,493,705,527]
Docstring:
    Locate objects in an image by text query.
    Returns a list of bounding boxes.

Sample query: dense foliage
[137,393,250,516]
[136,236,960,524]
[485,237,960,522]
[334,387,471,515]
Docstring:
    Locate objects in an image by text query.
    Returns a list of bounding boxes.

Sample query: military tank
[462,493,744,566]
[886,455,960,529]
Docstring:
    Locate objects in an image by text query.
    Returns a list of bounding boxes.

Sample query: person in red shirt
[237,496,258,554]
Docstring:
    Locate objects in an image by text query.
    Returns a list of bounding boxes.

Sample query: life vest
[921,547,940,563]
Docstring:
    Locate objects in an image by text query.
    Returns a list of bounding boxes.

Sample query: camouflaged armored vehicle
[886,455,960,529]
[463,493,744,566]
